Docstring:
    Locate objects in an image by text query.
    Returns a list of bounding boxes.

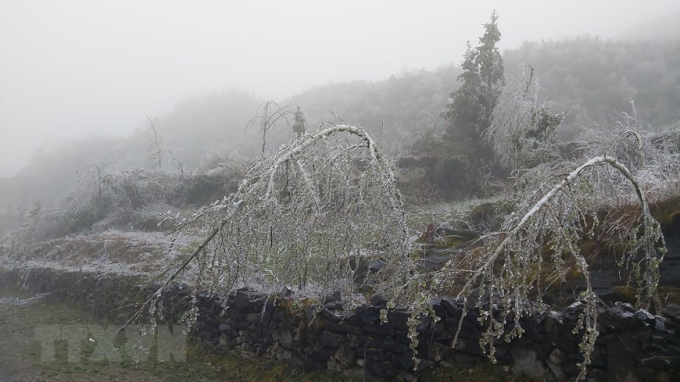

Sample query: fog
[1,0,678,177]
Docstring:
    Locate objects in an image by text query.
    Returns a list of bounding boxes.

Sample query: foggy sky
[1,0,678,177]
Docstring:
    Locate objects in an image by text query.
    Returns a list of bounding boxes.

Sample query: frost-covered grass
[405,196,502,233]
[0,230,202,276]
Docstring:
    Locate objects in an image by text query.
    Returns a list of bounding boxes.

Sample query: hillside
[284,66,462,153]
[503,37,680,139]
[3,36,680,226]
[615,11,680,41]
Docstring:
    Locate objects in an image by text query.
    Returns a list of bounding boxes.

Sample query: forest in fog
[2,31,680,232]
[1,3,680,380]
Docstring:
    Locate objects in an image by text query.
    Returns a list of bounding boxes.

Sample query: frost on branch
[126,124,411,332]
[212,123,411,295]
[404,155,664,379]
[486,64,564,169]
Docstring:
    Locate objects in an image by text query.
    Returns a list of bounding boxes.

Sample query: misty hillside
[143,89,263,170]
[504,37,680,139]
[285,66,462,153]
[3,35,680,229]
[4,4,680,382]
[615,11,680,41]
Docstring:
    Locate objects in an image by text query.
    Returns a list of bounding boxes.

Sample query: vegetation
[443,11,505,168]
[1,10,680,382]
[503,37,680,139]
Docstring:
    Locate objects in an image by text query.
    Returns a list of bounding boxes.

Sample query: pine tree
[443,11,505,176]
[292,105,306,138]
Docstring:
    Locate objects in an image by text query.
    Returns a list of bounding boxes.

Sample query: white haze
[1,0,678,177]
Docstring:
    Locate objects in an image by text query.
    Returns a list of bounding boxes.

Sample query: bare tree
[145,115,185,178]
[146,115,164,170]
[246,101,297,155]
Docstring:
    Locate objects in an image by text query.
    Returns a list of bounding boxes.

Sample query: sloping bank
[0,267,679,381]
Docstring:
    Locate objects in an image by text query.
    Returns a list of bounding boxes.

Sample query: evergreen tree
[443,11,505,172]
[292,105,306,138]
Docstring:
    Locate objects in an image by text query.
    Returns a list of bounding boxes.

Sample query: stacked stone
[190,288,680,382]
[2,268,680,381]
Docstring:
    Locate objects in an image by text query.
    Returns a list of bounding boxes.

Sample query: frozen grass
[405,196,503,233]
[0,230,202,277]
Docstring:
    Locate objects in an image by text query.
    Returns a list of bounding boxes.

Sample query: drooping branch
[432,154,665,379]
[122,124,409,333]
[456,155,658,300]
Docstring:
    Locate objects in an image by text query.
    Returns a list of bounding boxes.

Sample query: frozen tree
[146,115,164,170]
[145,115,185,177]
[292,105,307,138]
[397,154,665,377]
[246,101,297,155]
[443,11,505,166]
[486,64,564,169]
[124,123,412,330]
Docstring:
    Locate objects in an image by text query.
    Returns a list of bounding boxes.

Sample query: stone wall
[1,267,679,381]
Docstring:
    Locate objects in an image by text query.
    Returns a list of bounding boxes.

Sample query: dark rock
[546,359,566,381]
[365,350,388,362]
[261,298,276,326]
[369,259,386,273]
[319,330,345,349]
[232,291,268,314]
[279,286,294,298]
[323,301,344,311]
[323,323,363,335]
[560,361,581,376]
[370,294,387,307]
[386,310,411,329]
[636,366,672,382]
[544,311,563,335]
[606,332,639,382]
[511,346,546,381]
[549,348,568,365]
[451,337,485,357]
[218,323,230,333]
[399,351,415,371]
[551,334,577,355]
[438,296,461,317]
[278,328,294,349]
[308,344,334,362]
[601,304,646,332]
[661,304,680,322]
[360,306,381,325]
[638,350,676,369]
[382,339,409,354]
[304,306,315,322]
[343,311,362,326]
[324,290,341,304]
[428,341,454,362]
[42,291,66,304]
[367,359,398,379]
[245,313,260,324]
[397,369,417,382]
[563,301,587,327]
[654,317,666,332]
[494,345,512,364]
[347,334,371,347]
[364,324,395,337]
[635,309,655,325]
[334,344,356,367]
[453,353,479,367]
[319,308,343,324]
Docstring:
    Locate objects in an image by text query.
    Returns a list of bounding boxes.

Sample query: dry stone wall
[1,267,679,381]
